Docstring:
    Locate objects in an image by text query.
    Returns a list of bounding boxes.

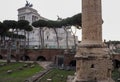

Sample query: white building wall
[18,6,78,49]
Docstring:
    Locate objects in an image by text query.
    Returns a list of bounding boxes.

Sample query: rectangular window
[19,16,25,20]
[32,15,38,22]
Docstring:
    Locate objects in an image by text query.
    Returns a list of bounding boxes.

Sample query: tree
[17,20,30,49]
[63,26,69,49]
[3,20,17,44]
[5,31,26,62]
[32,13,82,49]
[60,14,81,49]
[0,22,8,60]
[47,20,60,48]
[24,25,33,48]
[0,22,9,47]
[0,20,29,63]
[3,20,22,62]
[32,20,47,48]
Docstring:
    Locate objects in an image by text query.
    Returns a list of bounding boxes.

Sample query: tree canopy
[106,40,120,45]
[0,20,33,39]
[32,13,81,28]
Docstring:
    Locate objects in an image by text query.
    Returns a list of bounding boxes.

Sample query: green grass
[112,69,120,82]
[40,68,120,82]
[0,62,44,82]
[39,68,75,82]
[2,62,119,82]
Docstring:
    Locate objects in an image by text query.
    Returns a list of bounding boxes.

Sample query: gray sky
[0,0,120,41]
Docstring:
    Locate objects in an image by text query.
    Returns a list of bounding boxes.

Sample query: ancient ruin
[73,0,114,82]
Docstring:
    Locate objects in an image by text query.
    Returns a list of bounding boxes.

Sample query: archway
[113,59,120,68]
[37,56,46,61]
[69,60,76,67]
[0,55,3,59]
[21,55,30,61]
[11,55,16,60]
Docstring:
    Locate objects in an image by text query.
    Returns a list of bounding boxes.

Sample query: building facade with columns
[17,5,78,49]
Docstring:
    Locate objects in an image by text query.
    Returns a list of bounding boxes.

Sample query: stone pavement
[37,61,53,69]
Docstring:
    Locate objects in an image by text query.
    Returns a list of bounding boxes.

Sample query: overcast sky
[0,0,120,41]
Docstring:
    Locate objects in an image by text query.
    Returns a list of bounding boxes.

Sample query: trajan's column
[74,0,114,82]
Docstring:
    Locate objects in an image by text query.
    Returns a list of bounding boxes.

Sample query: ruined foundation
[74,44,114,82]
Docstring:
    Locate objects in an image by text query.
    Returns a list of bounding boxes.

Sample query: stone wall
[0,49,75,66]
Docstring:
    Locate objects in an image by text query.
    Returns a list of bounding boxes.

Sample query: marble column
[82,0,102,45]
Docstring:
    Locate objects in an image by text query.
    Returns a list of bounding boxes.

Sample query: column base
[72,77,115,82]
